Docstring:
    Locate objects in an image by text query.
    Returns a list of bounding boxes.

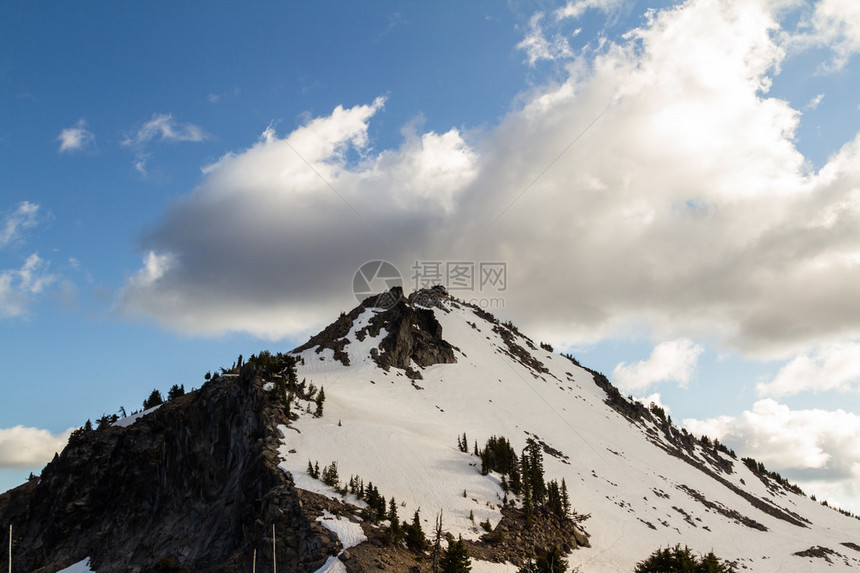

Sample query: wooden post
[252,548,256,573]
[272,524,276,573]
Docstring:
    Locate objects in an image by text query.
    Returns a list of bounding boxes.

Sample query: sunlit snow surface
[280,301,860,572]
[312,510,367,573]
[113,404,160,428]
[57,558,94,573]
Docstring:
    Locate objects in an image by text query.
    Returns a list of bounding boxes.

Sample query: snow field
[281,300,860,572]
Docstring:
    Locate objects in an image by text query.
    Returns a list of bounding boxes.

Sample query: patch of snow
[312,510,366,573]
[57,558,94,573]
[317,510,367,549]
[113,405,160,428]
[263,382,274,391]
[313,554,347,573]
[471,559,518,572]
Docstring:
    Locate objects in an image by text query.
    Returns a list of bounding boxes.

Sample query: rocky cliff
[0,366,338,573]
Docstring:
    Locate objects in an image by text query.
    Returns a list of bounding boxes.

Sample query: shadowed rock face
[292,287,457,378]
[0,368,336,573]
[364,288,457,378]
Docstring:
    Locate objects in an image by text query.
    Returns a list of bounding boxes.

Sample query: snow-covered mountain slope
[280,288,860,572]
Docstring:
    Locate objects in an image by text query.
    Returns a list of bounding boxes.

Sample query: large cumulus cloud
[120,0,860,363]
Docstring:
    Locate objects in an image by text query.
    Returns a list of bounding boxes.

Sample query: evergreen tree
[536,545,567,573]
[385,497,403,545]
[518,546,568,573]
[322,461,339,487]
[698,552,736,573]
[405,510,428,552]
[526,439,547,505]
[547,479,563,517]
[143,389,163,410]
[314,386,325,417]
[561,479,571,515]
[634,545,736,573]
[96,413,118,430]
[84,419,93,432]
[167,384,185,401]
[388,497,399,523]
[439,535,471,573]
[509,458,522,495]
[522,471,534,528]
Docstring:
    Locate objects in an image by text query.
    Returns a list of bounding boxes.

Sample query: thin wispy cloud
[208,87,240,104]
[517,13,574,66]
[0,253,55,318]
[122,113,209,175]
[555,0,625,20]
[123,113,208,146]
[1,201,39,248]
[56,119,95,153]
[806,93,825,109]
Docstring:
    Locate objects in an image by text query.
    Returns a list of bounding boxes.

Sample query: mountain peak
[293,286,457,379]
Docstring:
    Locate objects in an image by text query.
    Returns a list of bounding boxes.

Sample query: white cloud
[0,253,55,318]
[517,13,574,66]
[123,113,208,146]
[613,339,704,392]
[633,392,671,415]
[208,87,240,104]
[803,0,860,70]
[122,113,209,175]
[117,97,477,337]
[0,425,74,469]
[56,119,95,153]
[118,0,860,362]
[756,341,860,397]
[555,0,625,20]
[684,399,860,510]
[0,201,39,248]
[806,92,825,109]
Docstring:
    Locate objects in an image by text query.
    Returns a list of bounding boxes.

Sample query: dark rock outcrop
[361,287,457,378]
[292,287,457,379]
[0,367,335,573]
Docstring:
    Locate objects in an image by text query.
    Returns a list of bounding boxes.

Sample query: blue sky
[3,0,860,510]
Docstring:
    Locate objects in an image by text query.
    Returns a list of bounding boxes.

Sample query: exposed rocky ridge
[561,357,812,531]
[292,304,366,366]
[293,287,457,379]
[0,366,336,573]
